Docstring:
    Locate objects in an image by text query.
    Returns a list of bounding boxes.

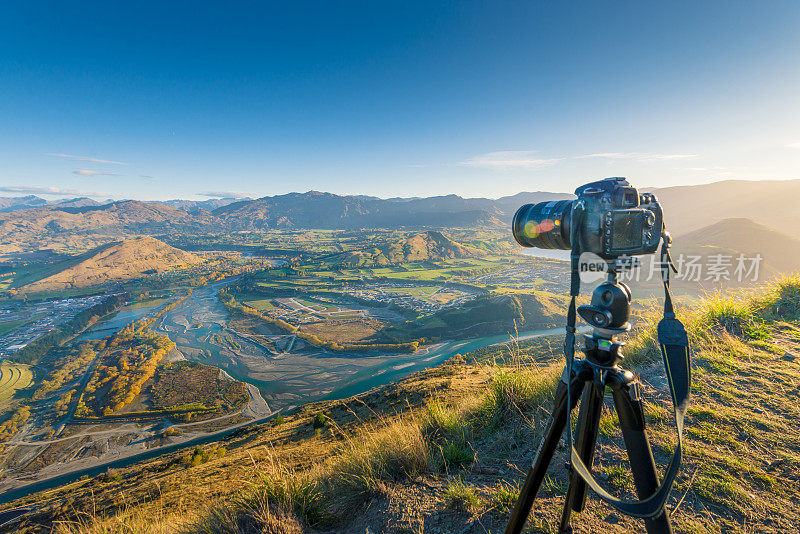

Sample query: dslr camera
[512,177,662,259]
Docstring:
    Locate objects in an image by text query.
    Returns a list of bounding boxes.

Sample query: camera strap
[564,228,691,519]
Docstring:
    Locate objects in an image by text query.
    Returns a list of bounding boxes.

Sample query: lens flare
[539,219,555,232]
[524,220,539,238]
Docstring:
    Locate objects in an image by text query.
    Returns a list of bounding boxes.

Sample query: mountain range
[0,195,247,215]
[1,179,799,255]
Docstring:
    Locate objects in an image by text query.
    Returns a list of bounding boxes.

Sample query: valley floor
[4,278,800,534]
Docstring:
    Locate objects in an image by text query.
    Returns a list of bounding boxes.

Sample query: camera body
[512,177,663,260]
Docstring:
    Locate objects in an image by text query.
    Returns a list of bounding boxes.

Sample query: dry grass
[186,493,303,534]
[52,501,186,534]
[327,413,433,501]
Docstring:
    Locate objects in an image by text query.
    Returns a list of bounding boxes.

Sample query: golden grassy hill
[21,236,201,292]
[5,277,800,533]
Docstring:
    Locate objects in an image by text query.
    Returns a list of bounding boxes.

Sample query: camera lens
[512,200,572,249]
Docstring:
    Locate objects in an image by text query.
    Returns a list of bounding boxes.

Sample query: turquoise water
[320,327,564,401]
[75,302,164,341]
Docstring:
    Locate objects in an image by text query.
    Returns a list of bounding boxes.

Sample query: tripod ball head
[578,279,632,331]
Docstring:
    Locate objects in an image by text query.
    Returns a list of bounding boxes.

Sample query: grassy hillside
[383,290,566,342]
[0,201,219,255]
[20,236,201,293]
[4,277,800,533]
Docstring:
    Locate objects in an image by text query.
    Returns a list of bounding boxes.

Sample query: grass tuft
[247,458,327,526]
[329,415,432,500]
[443,478,482,513]
[437,441,473,469]
[478,364,559,428]
[187,492,304,534]
[488,480,520,512]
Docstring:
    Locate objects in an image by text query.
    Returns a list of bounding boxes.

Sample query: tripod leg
[504,367,587,534]
[558,381,604,532]
[611,379,673,534]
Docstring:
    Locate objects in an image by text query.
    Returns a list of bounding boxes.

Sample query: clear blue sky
[1,1,799,200]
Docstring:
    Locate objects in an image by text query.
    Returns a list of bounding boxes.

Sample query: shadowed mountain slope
[653,178,800,239]
[671,217,800,280]
[212,191,508,229]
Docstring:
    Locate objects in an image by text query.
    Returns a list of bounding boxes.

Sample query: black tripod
[505,267,672,534]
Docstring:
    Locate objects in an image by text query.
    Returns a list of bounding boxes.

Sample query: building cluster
[467,262,570,293]
[0,295,111,357]
[343,283,479,314]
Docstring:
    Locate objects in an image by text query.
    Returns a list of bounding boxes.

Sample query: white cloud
[684,166,729,172]
[139,174,154,179]
[73,169,119,177]
[47,153,128,165]
[459,151,564,170]
[459,149,697,171]
[787,141,800,148]
[198,190,249,198]
[577,152,697,161]
[0,186,106,197]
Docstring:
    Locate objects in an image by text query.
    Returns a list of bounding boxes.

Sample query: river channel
[153,279,566,411]
[0,279,568,504]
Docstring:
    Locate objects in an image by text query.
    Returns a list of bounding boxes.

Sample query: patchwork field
[299,317,387,343]
[0,361,33,406]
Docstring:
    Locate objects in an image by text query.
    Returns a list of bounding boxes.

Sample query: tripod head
[577,261,632,367]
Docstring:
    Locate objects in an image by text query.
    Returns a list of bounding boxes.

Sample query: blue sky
[1,1,799,200]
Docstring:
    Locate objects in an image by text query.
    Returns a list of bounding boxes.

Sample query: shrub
[312,413,327,429]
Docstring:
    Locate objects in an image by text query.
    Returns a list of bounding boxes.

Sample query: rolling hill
[0,200,220,254]
[335,230,483,266]
[20,236,202,292]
